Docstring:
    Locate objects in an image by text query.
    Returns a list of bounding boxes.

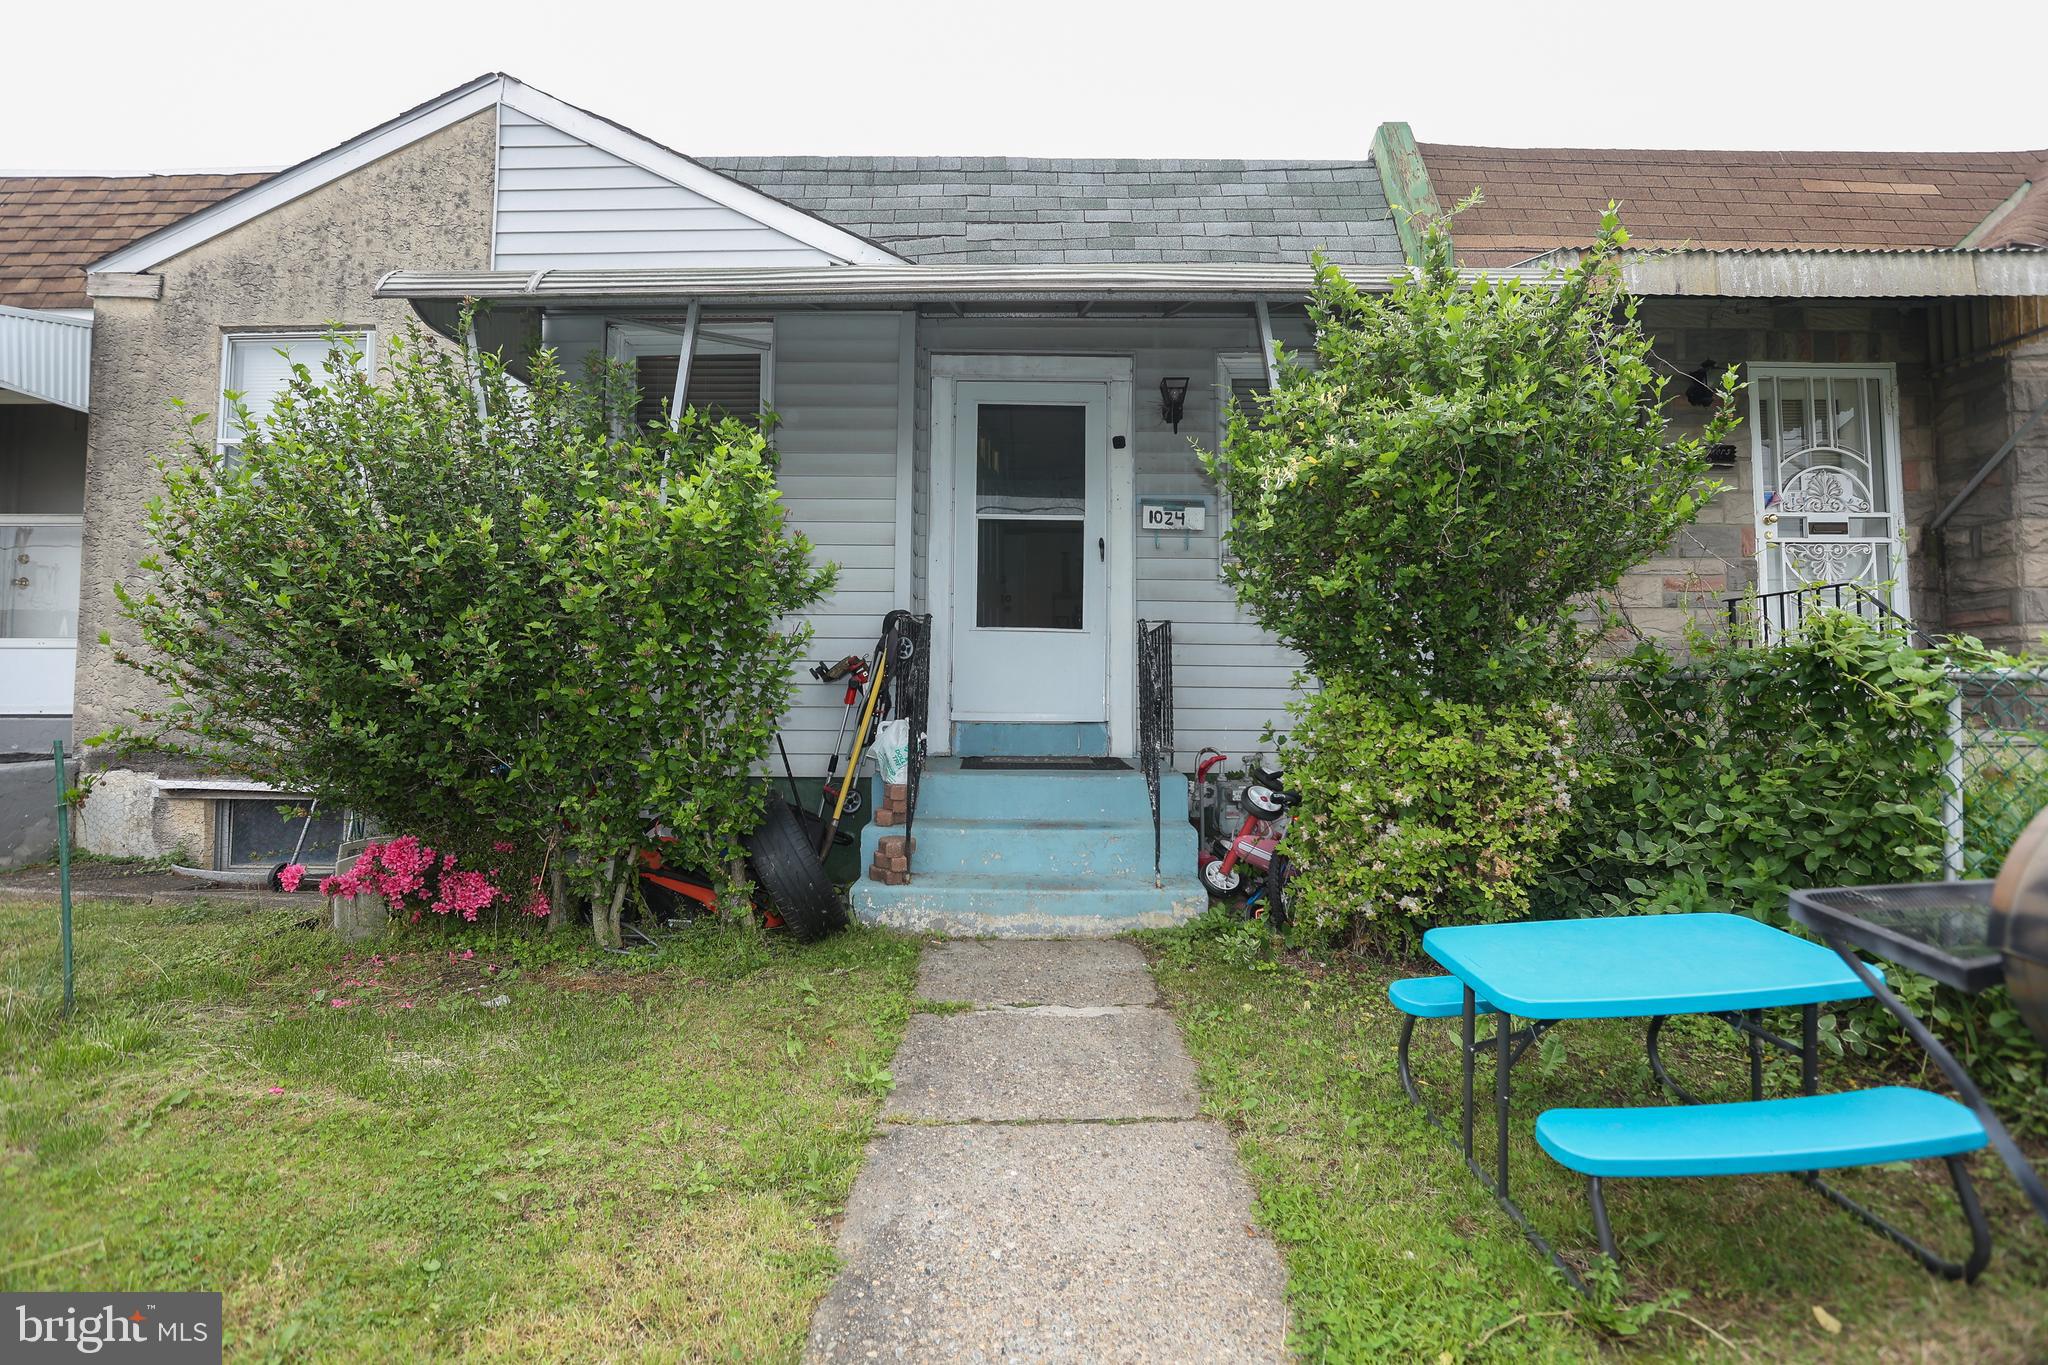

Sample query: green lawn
[1144,913,2048,1363]
[0,897,919,1362]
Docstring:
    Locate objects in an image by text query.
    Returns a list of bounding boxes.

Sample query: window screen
[631,353,764,429]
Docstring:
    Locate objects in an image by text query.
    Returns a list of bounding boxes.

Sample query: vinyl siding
[769,312,907,771]
[493,107,838,270]
[916,314,1316,767]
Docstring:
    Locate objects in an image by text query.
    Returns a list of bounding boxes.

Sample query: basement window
[214,797,346,872]
[217,331,370,464]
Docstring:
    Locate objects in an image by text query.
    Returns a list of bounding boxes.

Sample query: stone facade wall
[1609,300,1941,647]
[72,111,497,769]
[1931,344,2048,651]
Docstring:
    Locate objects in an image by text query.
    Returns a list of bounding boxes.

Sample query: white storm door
[1750,364,1907,613]
[0,517,83,714]
[950,381,1109,722]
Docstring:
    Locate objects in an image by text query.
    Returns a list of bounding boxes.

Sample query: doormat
[959,756,1132,771]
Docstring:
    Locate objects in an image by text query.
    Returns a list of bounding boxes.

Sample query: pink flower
[398,1000,415,1010]
[267,1086,285,1095]
[278,863,306,893]
[330,998,353,1008]
[492,840,515,853]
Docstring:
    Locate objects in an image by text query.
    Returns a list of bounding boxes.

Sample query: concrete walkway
[806,940,1289,1363]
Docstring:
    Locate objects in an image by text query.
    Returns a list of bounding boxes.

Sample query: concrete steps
[851,764,1204,937]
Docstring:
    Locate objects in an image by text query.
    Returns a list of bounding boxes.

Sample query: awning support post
[1253,301,1280,389]
[667,300,702,427]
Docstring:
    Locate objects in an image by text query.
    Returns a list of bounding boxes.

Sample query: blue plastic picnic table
[1416,912,1878,1285]
[1423,912,1876,1019]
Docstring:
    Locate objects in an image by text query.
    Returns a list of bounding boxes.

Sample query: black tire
[745,797,849,942]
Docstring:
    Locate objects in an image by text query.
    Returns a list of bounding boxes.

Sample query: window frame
[605,318,775,426]
[216,329,373,461]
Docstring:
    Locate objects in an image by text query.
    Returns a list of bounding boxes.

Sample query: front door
[950,381,1109,728]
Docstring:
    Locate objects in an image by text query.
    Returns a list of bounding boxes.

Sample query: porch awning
[375,261,1541,311]
[0,304,91,411]
[1533,247,2048,299]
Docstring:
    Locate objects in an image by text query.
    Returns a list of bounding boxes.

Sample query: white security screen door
[950,381,1109,723]
[1750,364,1907,612]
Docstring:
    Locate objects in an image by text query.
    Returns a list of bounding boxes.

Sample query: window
[214,797,346,872]
[610,321,773,430]
[218,332,369,462]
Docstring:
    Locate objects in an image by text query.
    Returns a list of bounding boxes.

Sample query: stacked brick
[868,782,915,884]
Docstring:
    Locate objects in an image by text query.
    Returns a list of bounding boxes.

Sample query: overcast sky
[6,0,2045,172]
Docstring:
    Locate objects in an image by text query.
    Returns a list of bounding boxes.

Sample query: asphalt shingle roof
[1418,144,2048,264]
[0,172,273,310]
[702,156,1402,265]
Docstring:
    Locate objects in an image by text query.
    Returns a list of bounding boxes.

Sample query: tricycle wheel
[745,796,849,942]
[1201,856,1242,897]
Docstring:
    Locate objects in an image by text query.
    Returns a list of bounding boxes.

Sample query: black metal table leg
[1801,1003,1818,1095]
[1818,932,2048,1228]
[1745,1008,1763,1101]
[1496,1004,1511,1199]
[1460,986,1476,1163]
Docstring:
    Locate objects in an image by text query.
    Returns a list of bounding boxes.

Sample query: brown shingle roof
[1416,144,2048,265]
[0,172,273,310]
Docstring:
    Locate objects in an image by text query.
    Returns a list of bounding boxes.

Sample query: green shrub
[1548,612,2048,1132]
[1279,681,1576,950]
[1206,208,1736,708]
[1543,613,1955,921]
[105,325,833,946]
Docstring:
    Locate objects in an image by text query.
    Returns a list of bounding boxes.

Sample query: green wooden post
[53,739,73,1016]
[1370,121,1447,266]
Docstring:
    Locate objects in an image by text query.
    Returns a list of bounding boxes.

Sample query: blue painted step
[852,764,1204,938]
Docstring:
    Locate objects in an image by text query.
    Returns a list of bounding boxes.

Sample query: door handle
[1098,537,1105,562]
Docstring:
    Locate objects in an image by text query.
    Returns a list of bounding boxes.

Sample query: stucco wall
[1611,301,1940,646]
[73,110,497,768]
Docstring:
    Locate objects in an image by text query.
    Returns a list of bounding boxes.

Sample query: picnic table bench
[1390,912,1997,1289]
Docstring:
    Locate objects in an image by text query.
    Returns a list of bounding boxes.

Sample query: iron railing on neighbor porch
[1723,580,1934,646]
[1137,619,1174,884]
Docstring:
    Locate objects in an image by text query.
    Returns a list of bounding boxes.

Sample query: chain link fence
[1949,668,2048,879]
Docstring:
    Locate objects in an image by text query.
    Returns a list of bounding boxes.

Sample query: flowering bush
[106,318,832,946]
[320,835,550,924]
[1278,680,1577,950]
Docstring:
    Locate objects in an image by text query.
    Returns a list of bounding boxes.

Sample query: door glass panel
[973,402,1087,630]
[1,523,82,640]
[975,405,1085,516]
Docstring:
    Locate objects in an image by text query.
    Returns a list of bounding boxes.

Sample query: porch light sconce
[1685,360,1718,409]
[1160,377,1190,433]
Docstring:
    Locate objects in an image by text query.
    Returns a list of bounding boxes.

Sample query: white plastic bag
[873,719,911,785]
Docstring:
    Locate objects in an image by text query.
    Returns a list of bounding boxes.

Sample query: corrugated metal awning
[0,304,91,411]
[375,260,1541,308]
[1532,247,2048,298]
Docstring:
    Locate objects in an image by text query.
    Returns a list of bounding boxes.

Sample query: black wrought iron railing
[1723,581,1933,647]
[888,612,933,875]
[1136,619,1174,884]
